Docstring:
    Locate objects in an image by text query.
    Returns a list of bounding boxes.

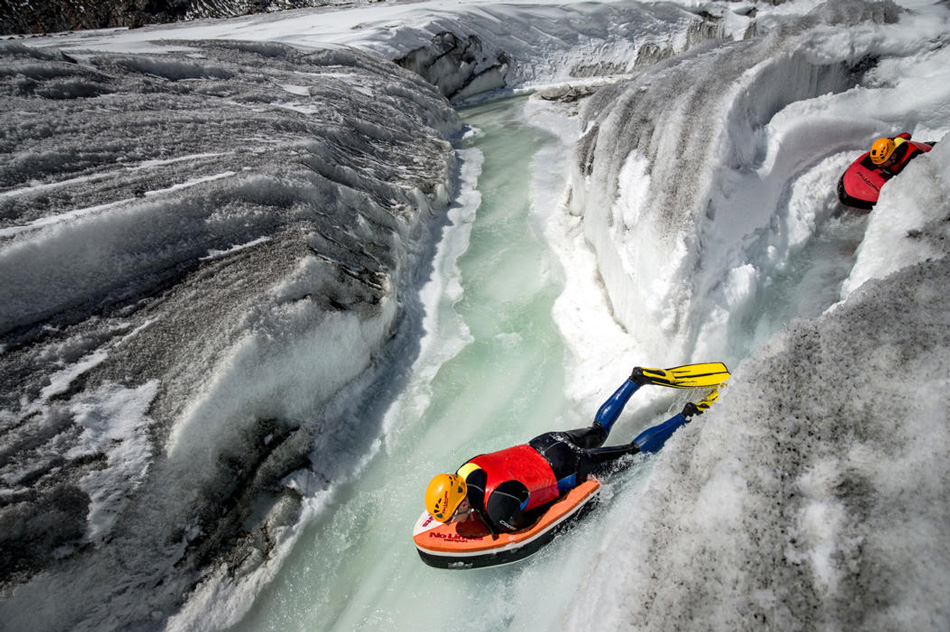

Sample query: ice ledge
[0,39,459,629]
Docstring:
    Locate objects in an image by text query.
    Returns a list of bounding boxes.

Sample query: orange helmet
[424,473,467,522]
[870,137,896,165]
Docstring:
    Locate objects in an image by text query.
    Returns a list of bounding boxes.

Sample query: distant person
[869,132,935,179]
[424,363,728,535]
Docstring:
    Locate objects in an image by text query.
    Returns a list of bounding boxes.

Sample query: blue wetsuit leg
[531,379,641,491]
[593,379,640,437]
[632,413,689,454]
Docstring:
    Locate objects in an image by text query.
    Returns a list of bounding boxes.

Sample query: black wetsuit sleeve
[485,480,532,532]
[461,468,487,511]
[890,143,913,175]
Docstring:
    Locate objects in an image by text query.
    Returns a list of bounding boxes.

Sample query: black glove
[630,367,648,386]
[681,402,702,418]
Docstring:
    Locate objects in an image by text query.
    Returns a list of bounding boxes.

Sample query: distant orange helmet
[870,137,896,165]
[424,473,467,522]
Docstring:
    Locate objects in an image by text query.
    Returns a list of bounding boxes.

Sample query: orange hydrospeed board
[412,478,601,569]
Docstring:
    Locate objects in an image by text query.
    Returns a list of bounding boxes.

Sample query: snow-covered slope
[13,0,747,102]
[3,0,950,630]
[564,132,950,632]
[556,1,950,628]
[0,38,458,629]
[568,0,950,364]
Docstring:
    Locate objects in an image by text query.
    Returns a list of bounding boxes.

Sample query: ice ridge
[0,39,459,630]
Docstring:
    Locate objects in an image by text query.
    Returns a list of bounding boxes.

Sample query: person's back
[457,451,553,532]
[423,363,730,534]
[870,133,934,178]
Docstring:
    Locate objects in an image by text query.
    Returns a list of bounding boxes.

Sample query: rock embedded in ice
[395,32,511,103]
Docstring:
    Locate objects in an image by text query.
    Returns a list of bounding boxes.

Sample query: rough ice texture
[3,0,950,629]
[0,39,458,629]
[560,1,950,629]
[9,1,740,105]
[382,2,728,103]
[0,0,366,36]
[568,0,911,363]
[566,255,950,631]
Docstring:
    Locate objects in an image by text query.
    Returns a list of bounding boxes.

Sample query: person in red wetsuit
[869,133,935,179]
[424,365,724,534]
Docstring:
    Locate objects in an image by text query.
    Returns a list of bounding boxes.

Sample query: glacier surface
[0,36,459,630]
[1,0,950,630]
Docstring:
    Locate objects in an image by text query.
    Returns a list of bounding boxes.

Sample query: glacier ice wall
[0,2,754,627]
[567,201,950,631]
[567,0,910,363]
[7,0,752,105]
[561,1,950,629]
[0,39,458,629]
[386,1,741,102]
[3,0,948,629]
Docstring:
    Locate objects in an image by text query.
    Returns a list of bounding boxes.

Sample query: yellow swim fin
[632,362,730,389]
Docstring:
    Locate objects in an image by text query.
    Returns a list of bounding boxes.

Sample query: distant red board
[837,152,885,211]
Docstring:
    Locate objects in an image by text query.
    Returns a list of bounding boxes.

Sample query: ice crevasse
[568,0,950,362]
[561,2,950,628]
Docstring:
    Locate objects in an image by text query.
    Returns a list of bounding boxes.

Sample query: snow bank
[843,136,950,297]
[568,0,950,366]
[567,251,950,631]
[557,2,950,629]
[16,0,750,103]
[0,38,459,630]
